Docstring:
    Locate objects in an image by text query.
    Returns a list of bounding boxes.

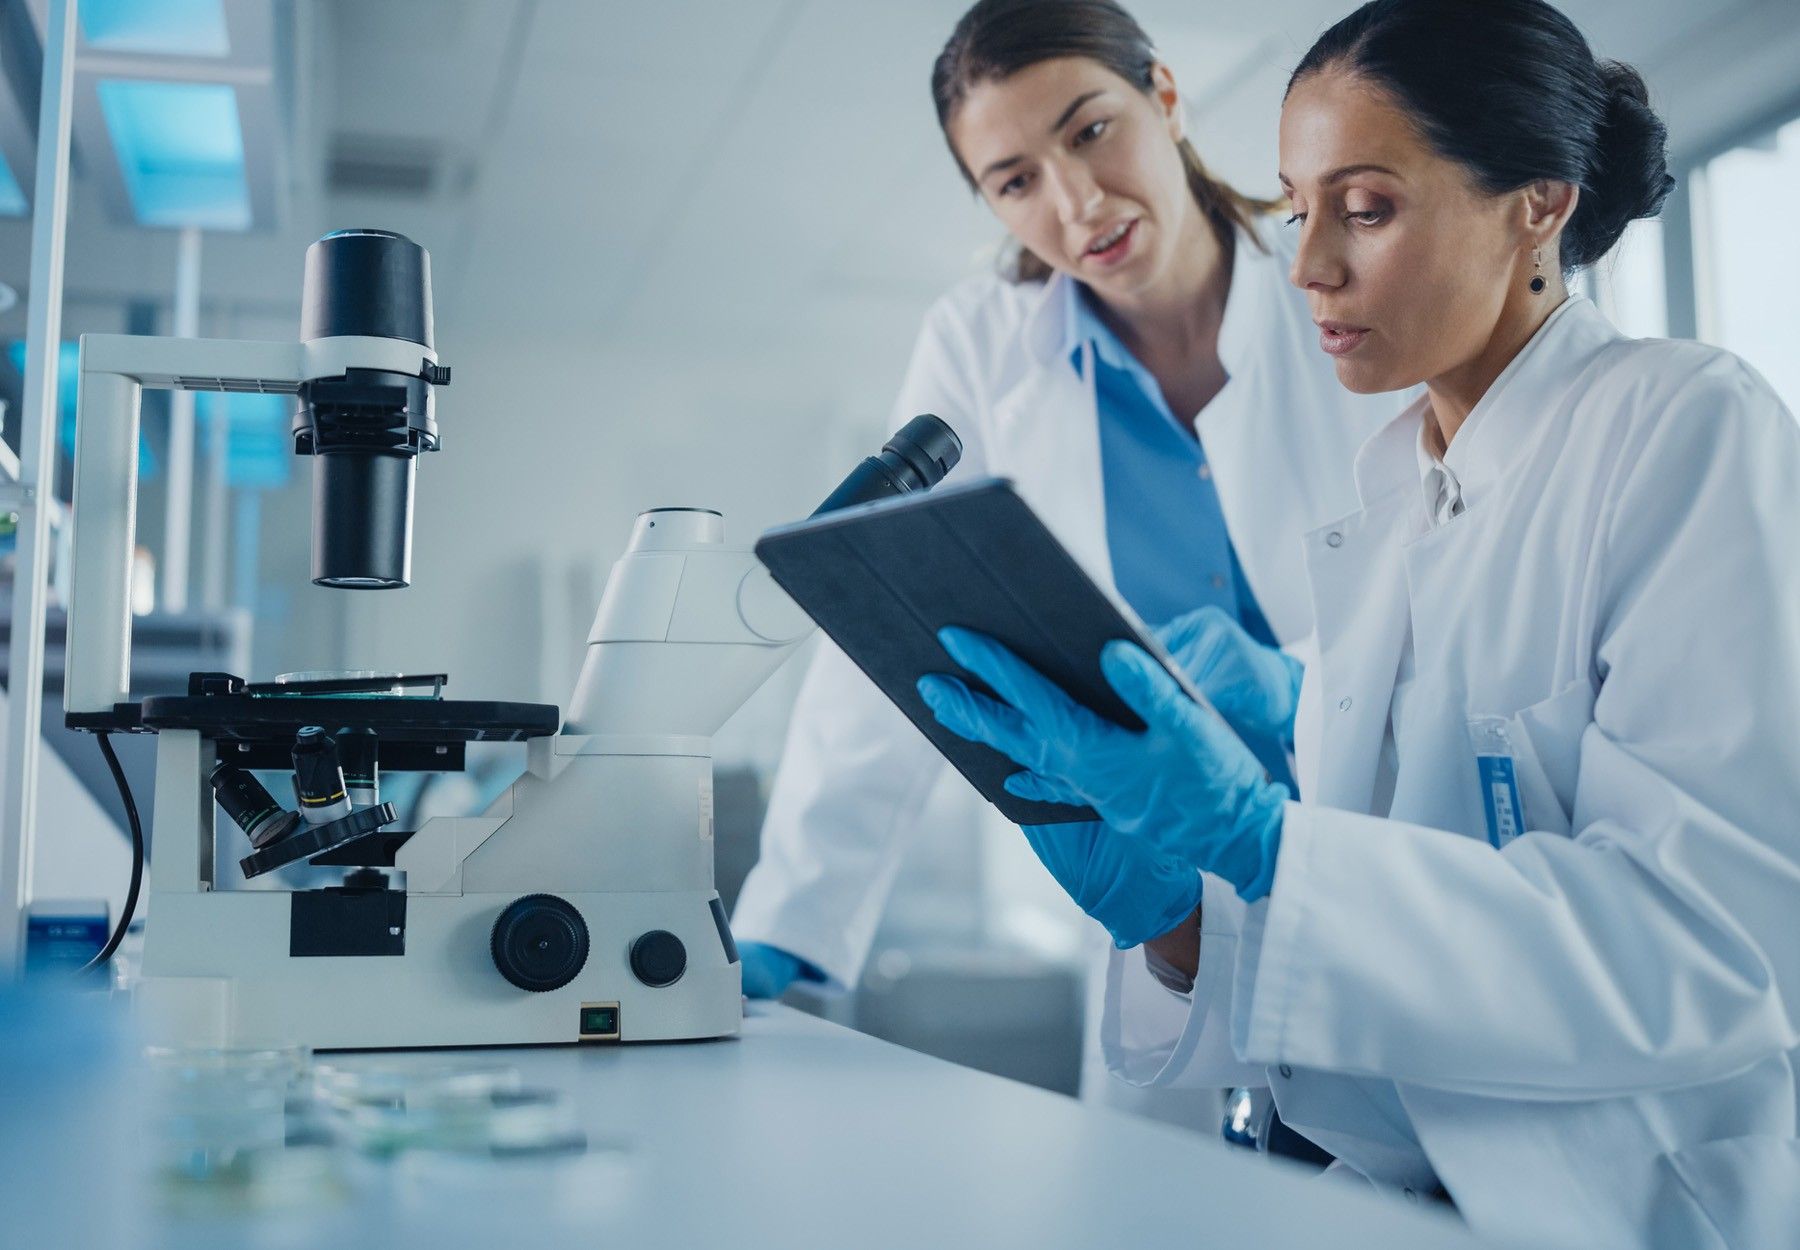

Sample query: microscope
[63,230,960,1049]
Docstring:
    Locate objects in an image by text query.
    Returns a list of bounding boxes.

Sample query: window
[1590,218,1667,341]
[1694,116,1800,415]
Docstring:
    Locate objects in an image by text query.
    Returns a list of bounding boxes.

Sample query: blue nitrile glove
[917,628,1287,902]
[1022,820,1203,949]
[738,941,818,999]
[1154,606,1303,795]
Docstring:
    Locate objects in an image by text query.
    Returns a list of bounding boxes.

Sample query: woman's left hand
[917,626,1288,902]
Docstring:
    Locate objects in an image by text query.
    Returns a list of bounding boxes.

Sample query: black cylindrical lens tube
[301,229,433,348]
[313,450,415,588]
[292,727,352,826]
[210,763,300,850]
[338,729,380,809]
[811,414,962,516]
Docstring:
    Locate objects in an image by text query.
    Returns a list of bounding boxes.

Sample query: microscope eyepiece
[811,414,962,517]
[301,228,433,348]
[294,229,448,589]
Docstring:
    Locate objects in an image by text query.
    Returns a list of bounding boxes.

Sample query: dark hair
[932,0,1276,283]
[1288,0,1673,270]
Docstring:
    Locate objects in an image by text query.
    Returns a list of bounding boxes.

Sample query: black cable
[84,732,144,972]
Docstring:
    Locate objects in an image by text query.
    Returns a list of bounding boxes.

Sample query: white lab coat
[1102,297,1800,1245]
[733,220,1396,1115]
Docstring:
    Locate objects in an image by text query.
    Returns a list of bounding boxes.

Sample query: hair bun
[1565,61,1675,267]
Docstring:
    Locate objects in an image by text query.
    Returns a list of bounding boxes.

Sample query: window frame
[1661,87,1800,344]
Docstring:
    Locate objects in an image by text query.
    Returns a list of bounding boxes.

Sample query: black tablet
[754,477,1214,825]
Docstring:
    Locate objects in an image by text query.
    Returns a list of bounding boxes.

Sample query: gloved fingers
[937,627,1090,733]
[1152,605,1236,673]
[1003,770,1086,806]
[1099,640,1213,734]
[917,674,1051,772]
[1276,650,1307,702]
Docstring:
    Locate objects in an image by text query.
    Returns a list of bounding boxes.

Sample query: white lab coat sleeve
[730,293,996,990]
[1235,359,1800,1098]
[1099,873,1269,1089]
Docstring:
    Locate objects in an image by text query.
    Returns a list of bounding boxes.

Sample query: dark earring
[1529,246,1546,295]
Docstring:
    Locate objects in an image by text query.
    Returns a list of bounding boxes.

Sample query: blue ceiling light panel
[96,79,251,230]
[80,0,230,58]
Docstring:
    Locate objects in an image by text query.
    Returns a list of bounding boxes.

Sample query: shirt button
[1210,574,1227,589]
[1325,531,1343,548]
[1197,463,1213,481]
[1278,1064,1293,1079]
[1338,697,1352,712]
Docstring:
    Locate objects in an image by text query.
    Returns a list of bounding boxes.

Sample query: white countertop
[141,1002,1481,1250]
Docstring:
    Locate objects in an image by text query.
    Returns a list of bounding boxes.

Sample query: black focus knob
[491,894,589,992]
[630,930,687,988]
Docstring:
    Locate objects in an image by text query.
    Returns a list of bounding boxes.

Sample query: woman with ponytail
[733,0,1397,1133]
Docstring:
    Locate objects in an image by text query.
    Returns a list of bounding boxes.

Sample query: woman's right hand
[1154,606,1302,751]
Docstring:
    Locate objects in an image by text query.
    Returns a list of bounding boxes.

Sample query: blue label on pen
[1477,754,1524,848]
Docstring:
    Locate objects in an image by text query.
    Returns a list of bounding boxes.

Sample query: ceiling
[0,0,1787,354]
[322,0,1793,359]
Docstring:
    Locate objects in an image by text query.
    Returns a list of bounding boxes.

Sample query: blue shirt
[1064,280,1275,645]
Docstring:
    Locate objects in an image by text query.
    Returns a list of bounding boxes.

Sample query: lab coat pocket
[1467,680,1596,841]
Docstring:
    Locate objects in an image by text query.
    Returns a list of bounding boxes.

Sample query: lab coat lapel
[1301,414,1426,812]
[987,277,1115,590]
[1196,223,1305,638]
[1390,299,1624,679]
[1419,297,1618,514]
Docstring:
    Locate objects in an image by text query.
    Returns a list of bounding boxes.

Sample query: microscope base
[138,888,742,1050]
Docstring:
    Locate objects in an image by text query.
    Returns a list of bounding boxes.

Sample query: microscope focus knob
[630,930,687,988]
[491,894,590,992]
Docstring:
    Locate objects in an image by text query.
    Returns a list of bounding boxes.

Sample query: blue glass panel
[0,151,26,216]
[198,392,292,489]
[96,79,250,230]
[81,0,229,57]
[6,340,158,478]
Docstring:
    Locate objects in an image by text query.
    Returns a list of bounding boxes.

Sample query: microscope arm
[63,333,443,719]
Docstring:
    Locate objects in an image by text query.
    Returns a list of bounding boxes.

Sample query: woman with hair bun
[921,0,1800,1237]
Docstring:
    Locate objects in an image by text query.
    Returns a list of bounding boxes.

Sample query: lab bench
[143,1002,1481,1250]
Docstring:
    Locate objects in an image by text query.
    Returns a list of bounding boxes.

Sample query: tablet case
[755,476,1204,825]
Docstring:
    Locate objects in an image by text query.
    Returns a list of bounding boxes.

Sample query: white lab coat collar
[1017,218,1280,375]
[1351,296,1617,513]
[1216,217,1277,376]
[1019,270,1070,368]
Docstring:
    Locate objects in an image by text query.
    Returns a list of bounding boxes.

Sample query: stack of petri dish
[142,1043,344,1212]
[313,1061,587,1158]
